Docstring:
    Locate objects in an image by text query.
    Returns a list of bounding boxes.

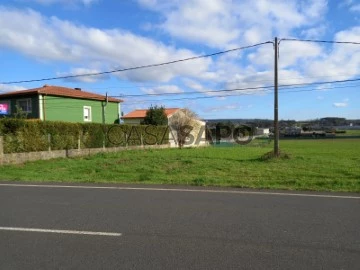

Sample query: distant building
[122,108,179,125]
[255,128,270,136]
[122,108,207,147]
[319,117,347,126]
[283,127,302,136]
[0,85,123,124]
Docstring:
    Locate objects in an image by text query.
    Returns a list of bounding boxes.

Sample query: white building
[122,108,207,148]
[256,128,270,136]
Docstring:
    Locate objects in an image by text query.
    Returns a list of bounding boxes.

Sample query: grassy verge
[1,139,359,192]
[334,130,360,137]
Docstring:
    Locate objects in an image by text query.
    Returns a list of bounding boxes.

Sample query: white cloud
[333,102,348,108]
[307,27,360,80]
[341,1,360,12]
[249,41,323,69]
[57,68,109,83]
[247,46,274,68]
[0,7,211,83]
[0,1,359,101]
[205,103,242,113]
[301,0,328,18]
[136,0,170,10]
[21,0,99,7]
[141,85,183,94]
[161,0,239,49]
[0,84,26,93]
[336,26,360,42]
[137,0,328,49]
[183,79,215,95]
[301,25,327,39]
[316,83,332,91]
[333,98,350,108]
[350,4,360,12]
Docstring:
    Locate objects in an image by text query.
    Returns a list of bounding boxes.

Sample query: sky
[0,0,359,120]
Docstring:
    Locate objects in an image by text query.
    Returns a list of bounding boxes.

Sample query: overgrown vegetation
[169,108,200,148]
[1,139,359,192]
[141,105,167,126]
[260,150,291,161]
[0,119,169,153]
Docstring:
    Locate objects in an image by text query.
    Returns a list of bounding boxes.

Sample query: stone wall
[0,136,169,165]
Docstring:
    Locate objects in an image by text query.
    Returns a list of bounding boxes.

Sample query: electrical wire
[35,81,359,109]
[36,78,360,106]
[1,41,273,85]
[280,38,360,45]
[120,84,358,105]
[85,71,360,91]
[111,77,360,98]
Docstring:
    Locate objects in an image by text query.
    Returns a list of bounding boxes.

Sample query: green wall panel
[44,96,120,124]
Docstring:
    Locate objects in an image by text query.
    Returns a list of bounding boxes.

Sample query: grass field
[334,130,360,136]
[1,139,359,192]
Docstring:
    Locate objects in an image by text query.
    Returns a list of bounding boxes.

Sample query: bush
[0,119,169,153]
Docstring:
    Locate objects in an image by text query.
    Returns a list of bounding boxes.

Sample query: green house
[0,85,123,124]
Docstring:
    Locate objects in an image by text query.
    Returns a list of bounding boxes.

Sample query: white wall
[168,118,207,148]
[256,128,270,135]
[123,118,142,125]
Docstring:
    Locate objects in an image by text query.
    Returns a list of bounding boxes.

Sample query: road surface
[0,182,359,269]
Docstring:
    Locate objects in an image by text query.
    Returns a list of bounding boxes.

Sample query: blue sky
[0,0,359,120]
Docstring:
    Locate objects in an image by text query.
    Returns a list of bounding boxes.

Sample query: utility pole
[274,37,279,156]
[102,92,108,149]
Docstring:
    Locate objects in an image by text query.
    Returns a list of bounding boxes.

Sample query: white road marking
[0,183,359,199]
[0,226,122,237]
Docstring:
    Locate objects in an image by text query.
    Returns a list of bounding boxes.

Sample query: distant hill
[204,118,360,128]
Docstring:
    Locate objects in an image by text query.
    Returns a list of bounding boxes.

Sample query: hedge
[0,119,169,154]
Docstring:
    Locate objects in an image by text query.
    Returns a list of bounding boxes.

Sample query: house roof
[122,108,180,119]
[0,85,123,103]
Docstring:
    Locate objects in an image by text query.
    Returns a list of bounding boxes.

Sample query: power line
[122,84,358,105]
[116,85,274,97]
[280,38,360,45]
[114,77,360,98]
[85,72,360,92]
[1,41,273,85]
[2,38,359,86]
[38,82,359,109]
[280,84,359,94]
[277,77,360,89]
[38,78,360,105]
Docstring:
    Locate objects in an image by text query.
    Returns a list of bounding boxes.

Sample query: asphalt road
[0,183,359,270]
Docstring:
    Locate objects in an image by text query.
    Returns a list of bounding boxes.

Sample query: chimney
[74,87,81,91]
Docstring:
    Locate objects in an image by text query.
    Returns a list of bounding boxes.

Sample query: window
[0,100,11,115]
[16,99,32,113]
[83,106,92,122]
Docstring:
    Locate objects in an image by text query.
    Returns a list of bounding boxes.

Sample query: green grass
[1,139,359,192]
[335,130,360,136]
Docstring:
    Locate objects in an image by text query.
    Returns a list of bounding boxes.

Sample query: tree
[169,108,200,148]
[13,105,28,119]
[142,105,167,126]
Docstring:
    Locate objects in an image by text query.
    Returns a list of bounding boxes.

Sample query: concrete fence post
[47,134,51,152]
[78,134,81,150]
[0,136,3,157]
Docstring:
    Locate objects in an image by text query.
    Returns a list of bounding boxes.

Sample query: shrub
[0,119,169,153]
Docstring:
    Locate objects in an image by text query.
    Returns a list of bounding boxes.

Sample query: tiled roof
[0,85,123,103]
[122,108,179,119]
